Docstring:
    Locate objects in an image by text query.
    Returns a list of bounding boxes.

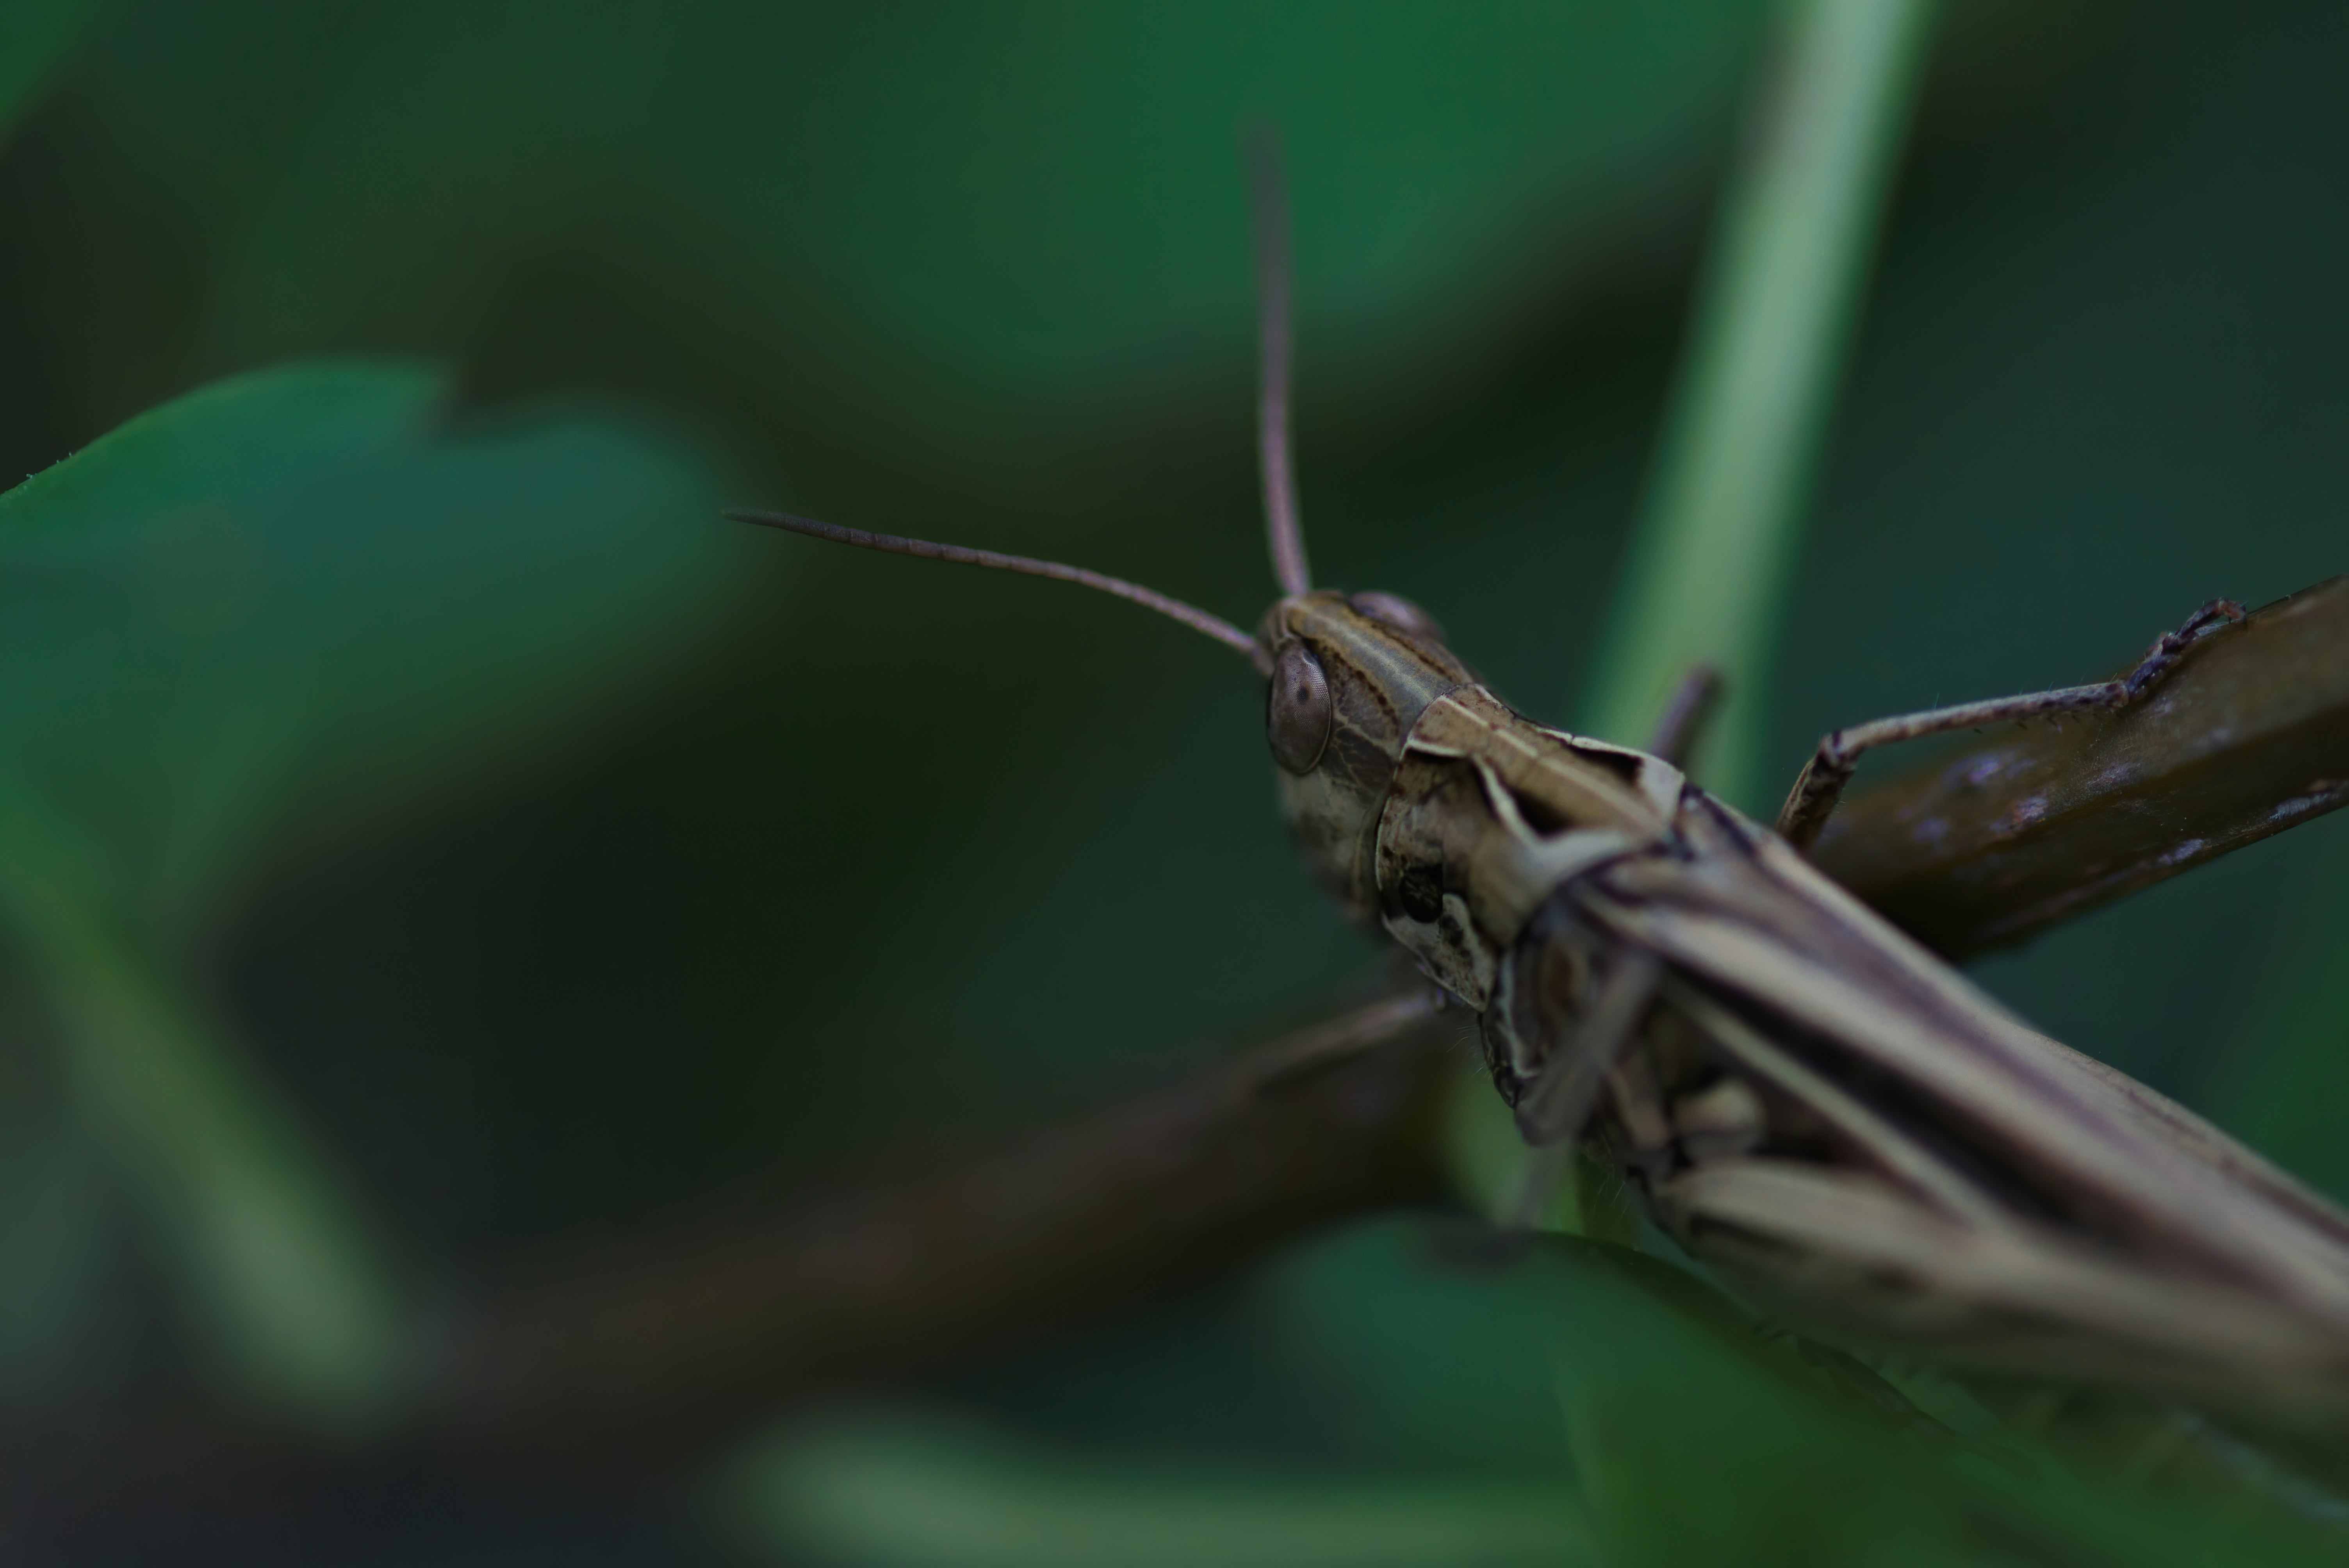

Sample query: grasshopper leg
[1506,948,1665,1229]
[1240,989,1441,1094]
[1774,599,2243,853]
[1646,664,1725,770]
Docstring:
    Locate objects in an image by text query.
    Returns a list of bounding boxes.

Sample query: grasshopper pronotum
[731,155,2349,1429]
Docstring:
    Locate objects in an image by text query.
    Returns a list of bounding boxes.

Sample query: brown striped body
[1263,589,2349,1424]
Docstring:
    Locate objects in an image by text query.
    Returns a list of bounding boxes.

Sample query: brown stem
[424,996,1462,1463]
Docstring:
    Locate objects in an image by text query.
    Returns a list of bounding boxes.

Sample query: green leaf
[1256,1201,1579,1476]
[0,362,733,1420]
[2204,826,2349,1203]
[0,360,733,918]
[0,0,90,139]
[1534,1238,1965,1567]
[1263,1218,1963,1565]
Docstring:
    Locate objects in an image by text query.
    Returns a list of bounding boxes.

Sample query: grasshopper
[731,156,2349,1431]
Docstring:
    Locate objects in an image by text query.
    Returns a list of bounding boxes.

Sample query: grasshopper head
[1258,590,1471,920]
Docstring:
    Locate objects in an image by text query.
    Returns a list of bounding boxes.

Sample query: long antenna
[729,509,1265,665]
[1250,127,1313,597]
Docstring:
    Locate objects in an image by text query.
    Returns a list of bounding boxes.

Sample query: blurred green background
[2,0,2346,1562]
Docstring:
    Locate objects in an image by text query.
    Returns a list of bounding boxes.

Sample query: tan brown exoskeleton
[731,149,2349,1431]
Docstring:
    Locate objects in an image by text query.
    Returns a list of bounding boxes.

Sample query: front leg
[1505,946,1665,1229]
[1240,987,1442,1092]
[1645,664,1724,770]
[1775,600,2242,852]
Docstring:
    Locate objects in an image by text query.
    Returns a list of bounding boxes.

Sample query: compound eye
[1349,590,1444,643]
[1267,640,1334,775]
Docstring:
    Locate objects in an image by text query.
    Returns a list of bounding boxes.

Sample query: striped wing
[1569,789,2349,1423]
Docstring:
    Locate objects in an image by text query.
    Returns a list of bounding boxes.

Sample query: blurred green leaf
[1530,1235,1973,1568]
[1257,1217,1959,1564]
[0,0,90,138]
[1256,1210,1577,1477]
[0,360,735,918]
[728,1413,1590,1568]
[2204,829,2349,1204]
[0,361,734,1419]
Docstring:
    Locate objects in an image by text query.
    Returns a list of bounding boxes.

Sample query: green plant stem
[0,775,401,1425]
[1581,0,1940,809]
